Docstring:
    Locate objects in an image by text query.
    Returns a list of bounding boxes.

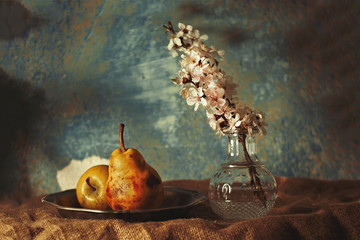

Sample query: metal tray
[42,186,207,221]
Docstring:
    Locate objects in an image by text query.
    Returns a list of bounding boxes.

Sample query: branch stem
[238,133,267,208]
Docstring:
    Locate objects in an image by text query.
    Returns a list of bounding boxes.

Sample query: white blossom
[164,21,267,136]
[224,113,242,133]
[204,85,226,108]
[178,23,194,38]
[180,51,201,71]
[206,110,223,136]
[181,86,207,111]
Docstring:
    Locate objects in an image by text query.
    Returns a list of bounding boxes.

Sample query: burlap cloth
[1,177,360,239]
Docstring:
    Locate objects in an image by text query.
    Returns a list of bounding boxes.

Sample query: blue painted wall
[0,0,359,199]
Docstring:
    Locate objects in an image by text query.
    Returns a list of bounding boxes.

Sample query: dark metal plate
[42,186,207,221]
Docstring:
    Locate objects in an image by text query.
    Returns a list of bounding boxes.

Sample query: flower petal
[171,50,178,57]
[167,40,174,50]
[201,97,208,107]
[193,30,200,38]
[174,37,182,46]
[194,102,199,111]
[200,34,208,41]
[218,50,225,57]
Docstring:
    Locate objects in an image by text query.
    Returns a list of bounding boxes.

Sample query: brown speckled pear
[105,123,164,210]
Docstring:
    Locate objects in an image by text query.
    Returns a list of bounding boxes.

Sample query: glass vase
[209,130,277,220]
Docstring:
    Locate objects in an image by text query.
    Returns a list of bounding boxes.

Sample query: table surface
[1,177,360,239]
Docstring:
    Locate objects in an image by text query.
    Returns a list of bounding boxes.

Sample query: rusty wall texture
[0,0,359,199]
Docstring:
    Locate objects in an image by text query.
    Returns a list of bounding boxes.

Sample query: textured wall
[0,0,359,199]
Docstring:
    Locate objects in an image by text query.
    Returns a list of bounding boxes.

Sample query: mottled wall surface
[0,0,359,198]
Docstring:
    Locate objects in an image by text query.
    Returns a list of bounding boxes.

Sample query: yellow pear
[105,123,164,210]
[76,165,111,210]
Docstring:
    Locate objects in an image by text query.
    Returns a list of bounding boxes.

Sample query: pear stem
[119,123,126,152]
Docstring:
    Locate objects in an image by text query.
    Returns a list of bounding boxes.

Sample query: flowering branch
[163,21,267,136]
[164,21,268,207]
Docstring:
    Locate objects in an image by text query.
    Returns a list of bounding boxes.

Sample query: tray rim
[41,186,207,214]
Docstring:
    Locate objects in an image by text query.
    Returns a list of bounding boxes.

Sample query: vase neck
[225,132,259,164]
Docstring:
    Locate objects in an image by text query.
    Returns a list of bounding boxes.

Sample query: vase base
[209,199,276,220]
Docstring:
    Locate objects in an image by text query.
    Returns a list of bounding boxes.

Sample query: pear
[76,165,111,210]
[105,123,164,210]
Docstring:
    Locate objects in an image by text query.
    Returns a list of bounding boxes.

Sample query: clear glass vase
[209,130,277,220]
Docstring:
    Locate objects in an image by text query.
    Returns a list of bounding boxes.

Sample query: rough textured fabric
[1,177,360,239]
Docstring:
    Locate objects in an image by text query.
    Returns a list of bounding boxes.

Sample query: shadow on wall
[0,69,47,201]
[177,2,249,46]
[0,0,46,201]
[0,0,43,40]
[284,0,360,175]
